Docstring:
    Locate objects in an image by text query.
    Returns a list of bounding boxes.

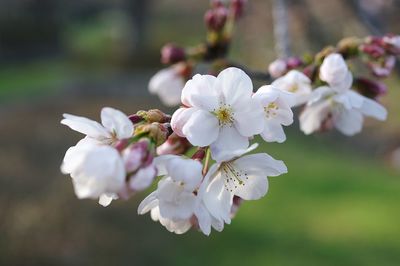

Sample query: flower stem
[202,148,211,176]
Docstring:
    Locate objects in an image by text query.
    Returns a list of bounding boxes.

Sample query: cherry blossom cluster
[60,1,398,235]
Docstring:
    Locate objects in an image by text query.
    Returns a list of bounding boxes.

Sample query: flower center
[264,102,279,118]
[288,83,298,92]
[221,162,248,193]
[213,105,234,126]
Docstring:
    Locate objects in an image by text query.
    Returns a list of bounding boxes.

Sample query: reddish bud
[369,55,396,78]
[161,43,186,64]
[354,77,387,99]
[157,133,192,155]
[286,57,303,69]
[128,114,143,124]
[204,7,228,31]
[360,44,385,59]
[231,0,247,19]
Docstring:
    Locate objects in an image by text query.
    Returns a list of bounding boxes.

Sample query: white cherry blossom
[271,70,312,106]
[253,85,294,143]
[300,86,387,135]
[149,66,185,107]
[61,138,126,206]
[268,59,287,78]
[138,155,222,235]
[61,107,133,145]
[171,67,264,159]
[203,144,287,224]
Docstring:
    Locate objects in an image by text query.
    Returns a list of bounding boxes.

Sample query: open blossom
[300,53,387,136]
[271,70,312,107]
[203,144,287,224]
[61,107,133,145]
[138,155,222,235]
[171,67,264,159]
[61,138,126,206]
[253,85,294,143]
[149,66,185,107]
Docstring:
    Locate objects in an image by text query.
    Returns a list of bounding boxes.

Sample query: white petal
[149,68,184,107]
[181,74,219,111]
[194,204,212,236]
[217,67,253,109]
[333,107,363,136]
[299,99,332,135]
[138,191,158,215]
[98,193,118,207]
[234,153,288,177]
[166,157,203,190]
[210,126,249,161]
[233,99,265,137]
[159,216,192,234]
[203,170,233,224]
[260,121,286,143]
[360,96,387,121]
[171,107,197,137]
[61,114,110,140]
[330,71,353,93]
[212,143,259,163]
[307,86,335,105]
[234,174,268,201]
[101,107,133,139]
[154,155,179,176]
[182,109,219,147]
[129,165,156,191]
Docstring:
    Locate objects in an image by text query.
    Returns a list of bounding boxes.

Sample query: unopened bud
[302,64,317,80]
[135,109,171,123]
[382,34,400,55]
[231,0,247,19]
[192,148,206,161]
[114,139,129,152]
[157,133,192,155]
[204,7,228,31]
[128,114,143,124]
[354,77,387,99]
[124,140,151,173]
[286,57,303,69]
[337,37,362,57]
[360,44,385,59]
[368,55,396,78]
[268,59,287,78]
[135,123,168,146]
[315,46,336,64]
[161,43,186,64]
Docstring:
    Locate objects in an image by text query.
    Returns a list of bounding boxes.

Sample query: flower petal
[101,107,133,139]
[129,165,157,191]
[360,96,387,121]
[61,114,110,140]
[210,126,249,161]
[217,67,253,109]
[171,107,197,137]
[233,99,265,137]
[138,191,158,215]
[260,121,286,143]
[182,109,219,147]
[181,74,219,111]
[333,107,363,136]
[299,99,332,135]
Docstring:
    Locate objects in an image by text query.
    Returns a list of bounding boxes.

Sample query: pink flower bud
[128,114,143,124]
[157,133,191,155]
[204,7,228,31]
[268,59,287,78]
[369,55,396,78]
[161,43,186,64]
[382,34,400,55]
[124,140,151,173]
[360,44,386,59]
[286,57,303,69]
[231,0,247,20]
[354,77,387,99]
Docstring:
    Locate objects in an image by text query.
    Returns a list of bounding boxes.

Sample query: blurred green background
[0,0,400,265]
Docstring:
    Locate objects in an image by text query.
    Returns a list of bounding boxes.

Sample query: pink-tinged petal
[61,114,110,140]
[101,107,133,139]
[299,100,332,135]
[217,67,253,109]
[210,126,249,161]
[182,110,219,147]
[181,74,219,111]
[233,99,265,137]
[333,108,363,136]
[171,107,197,137]
[203,170,233,224]
[260,121,286,143]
